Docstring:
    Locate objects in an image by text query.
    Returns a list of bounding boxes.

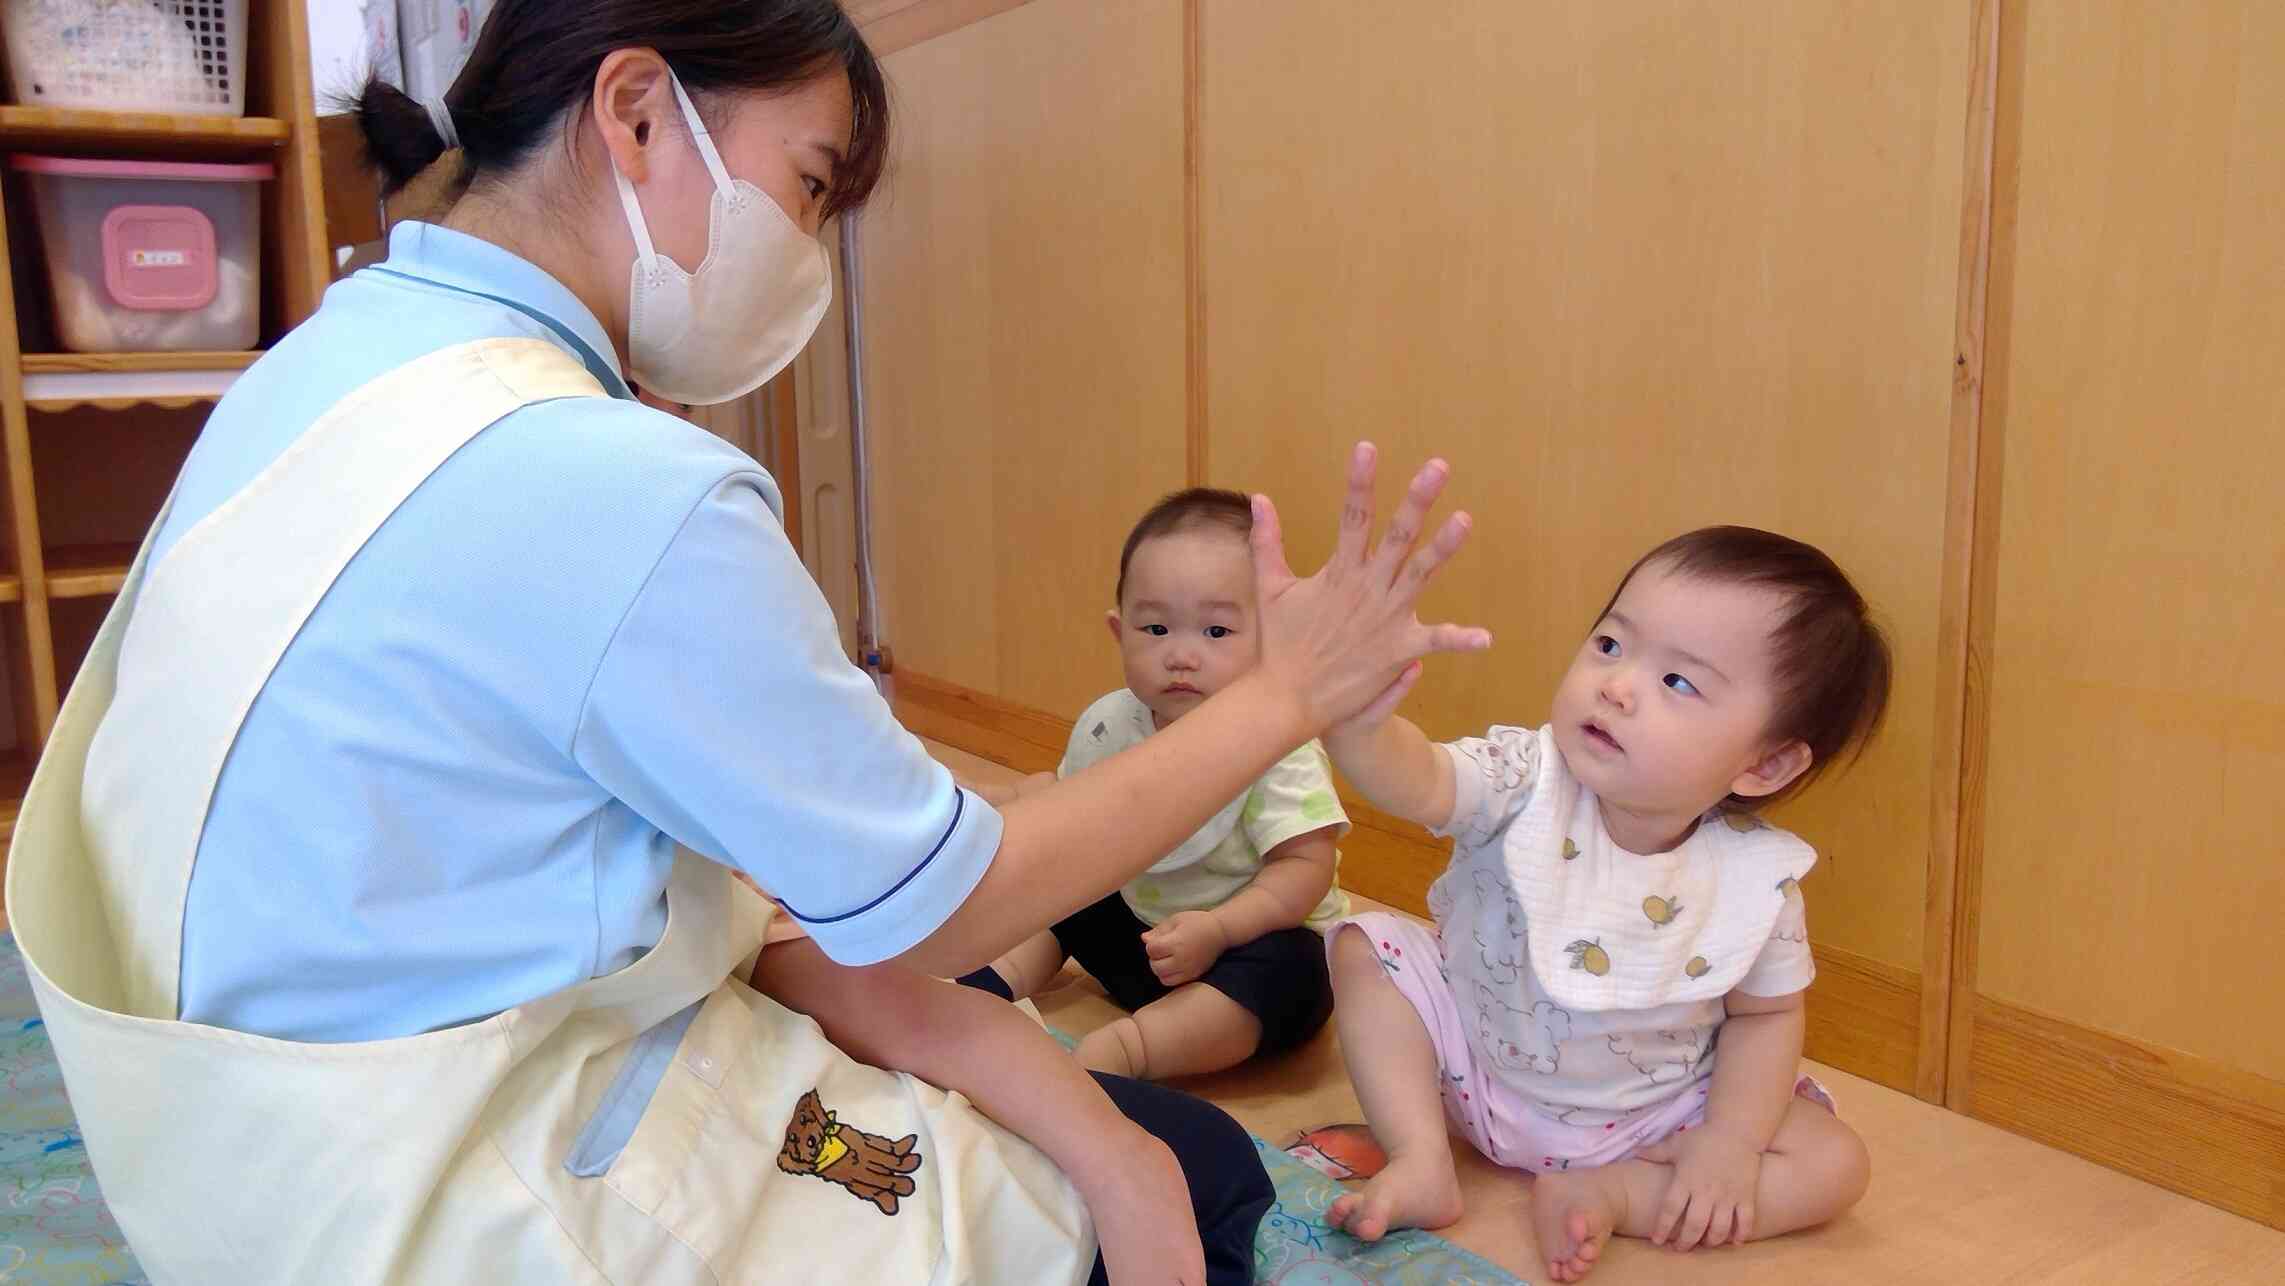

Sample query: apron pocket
[562,982,1092,1284]
[601,985,946,1282]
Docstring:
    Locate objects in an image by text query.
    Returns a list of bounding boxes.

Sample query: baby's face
[1548,562,1793,837]
[1110,529,1260,728]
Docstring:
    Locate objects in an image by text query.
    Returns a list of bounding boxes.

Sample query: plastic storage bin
[3,0,250,116]
[11,155,270,352]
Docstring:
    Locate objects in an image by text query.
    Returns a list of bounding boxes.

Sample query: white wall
[308,0,394,106]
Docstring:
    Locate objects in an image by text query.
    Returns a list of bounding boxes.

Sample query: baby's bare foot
[1530,1168,1626,1282]
[1325,1152,1462,1243]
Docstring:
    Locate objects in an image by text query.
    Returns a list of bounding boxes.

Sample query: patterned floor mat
[0,934,144,1285]
[1251,1136,1526,1284]
[1044,1025,1525,1284]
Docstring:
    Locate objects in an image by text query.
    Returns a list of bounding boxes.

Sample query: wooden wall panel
[862,0,1188,720]
[789,233,861,660]
[851,0,1042,56]
[1971,0,2285,1081]
[1200,0,1972,978]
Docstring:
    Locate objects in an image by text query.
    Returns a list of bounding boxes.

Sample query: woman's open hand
[1250,443,1491,734]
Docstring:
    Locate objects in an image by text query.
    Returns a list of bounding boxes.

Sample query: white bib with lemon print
[1432,725,1814,1014]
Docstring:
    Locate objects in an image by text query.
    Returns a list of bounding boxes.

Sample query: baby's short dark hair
[1599,527,1893,808]
[1114,487,1254,606]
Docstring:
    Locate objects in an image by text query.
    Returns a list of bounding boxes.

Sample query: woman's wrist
[1214,668,1319,748]
[1061,1118,1177,1197]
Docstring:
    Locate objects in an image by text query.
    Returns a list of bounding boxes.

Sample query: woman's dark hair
[351,0,888,220]
[1115,488,1253,606]
[1596,526,1893,809]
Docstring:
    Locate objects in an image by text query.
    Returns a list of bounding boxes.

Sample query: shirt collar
[373,222,633,399]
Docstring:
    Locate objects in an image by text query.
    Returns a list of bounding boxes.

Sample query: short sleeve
[1058,689,1145,782]
[1056,706,1095,780]
[573,473,1000,966]
[1240,741,1350,855]
[1433,725,1542,840]
[1734,886,1816,998]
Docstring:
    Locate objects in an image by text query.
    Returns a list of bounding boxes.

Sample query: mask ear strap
[667,70,739,196]
[612,162,659,262]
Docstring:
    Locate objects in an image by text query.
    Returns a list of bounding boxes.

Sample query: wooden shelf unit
[0,3,332,844]
[42,544,141,600]
[20,351,258,413]
[0,106,290,156]
[20,351,265,373]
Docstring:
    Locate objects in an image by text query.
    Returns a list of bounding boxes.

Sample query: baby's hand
[1638,1126,1762,1252]
[969,780,1019,807]
[1140,911,1229,988]
[1328,699,1402,742]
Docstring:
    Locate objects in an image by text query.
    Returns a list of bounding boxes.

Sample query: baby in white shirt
[1323,527,1889,1282]
[961,488,1351,1082]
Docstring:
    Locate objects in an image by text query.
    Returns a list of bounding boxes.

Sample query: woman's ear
[590,49,677,185]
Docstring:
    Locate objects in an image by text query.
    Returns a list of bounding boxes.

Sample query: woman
[5,3,1486,1282]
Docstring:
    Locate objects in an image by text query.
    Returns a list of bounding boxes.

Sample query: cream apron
[3,339,1094,1284]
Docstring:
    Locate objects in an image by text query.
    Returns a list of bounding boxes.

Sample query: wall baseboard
[1962,996,2285,1231]
[1808,945,1923,1094]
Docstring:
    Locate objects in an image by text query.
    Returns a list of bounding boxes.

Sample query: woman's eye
[1664,674,1700,697]
[802,175,827,199]
[1205,626,1233,640]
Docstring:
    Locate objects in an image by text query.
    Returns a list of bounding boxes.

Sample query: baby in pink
[1321,528,1886,1282]
[1340,909,1832,1174]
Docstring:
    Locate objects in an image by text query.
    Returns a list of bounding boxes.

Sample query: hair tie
[424,98,461,152]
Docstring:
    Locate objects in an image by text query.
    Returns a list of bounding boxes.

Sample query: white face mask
[611,72,833,406]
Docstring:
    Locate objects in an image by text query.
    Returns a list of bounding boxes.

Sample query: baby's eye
[1664,674,1700,697]
[1595,635,1620,657]
[1205,625,1234,640]
[1142,624,1170,637]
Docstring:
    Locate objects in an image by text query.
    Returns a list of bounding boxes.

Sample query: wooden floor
[931,740,2285,1285]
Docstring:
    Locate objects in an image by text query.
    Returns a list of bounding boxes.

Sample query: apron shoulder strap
[35,339,605,1020]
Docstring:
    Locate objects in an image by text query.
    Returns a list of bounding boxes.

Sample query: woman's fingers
[1394,509,1474,602]
[1249,493,1300,598]
[1253,445,1493,731]
[1369,458,1450,582]
[1331,441,1380,569]
[1396,511,1493,655]
[1418,620,1495,655]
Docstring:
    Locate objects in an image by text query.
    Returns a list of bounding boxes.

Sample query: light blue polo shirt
[157,224,997,1161]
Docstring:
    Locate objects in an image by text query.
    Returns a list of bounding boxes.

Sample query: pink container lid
[7,155,274,181]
